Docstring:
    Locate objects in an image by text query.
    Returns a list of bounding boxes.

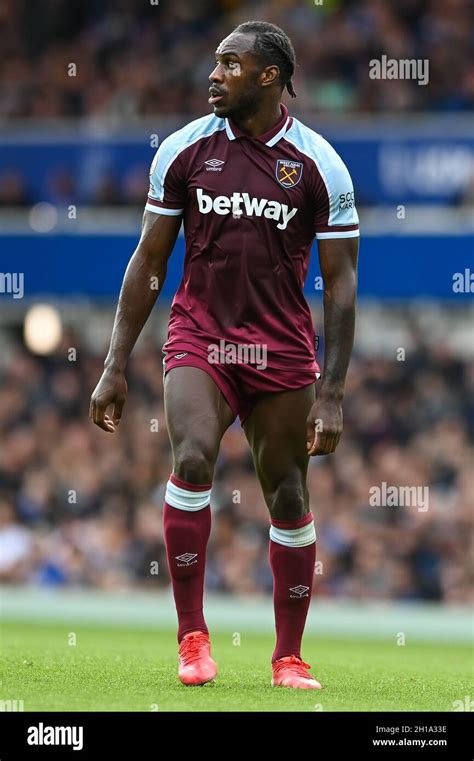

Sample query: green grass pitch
[1,620,472,712]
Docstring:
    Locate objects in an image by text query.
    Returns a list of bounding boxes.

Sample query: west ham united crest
[276,159,303,188]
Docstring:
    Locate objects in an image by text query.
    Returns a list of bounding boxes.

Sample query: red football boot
[271,655,322,689]
[178,631,217,686]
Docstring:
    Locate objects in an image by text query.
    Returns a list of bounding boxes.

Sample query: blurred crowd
[0,321,472,603]
[0,164,150,208]
[1,0,473,121]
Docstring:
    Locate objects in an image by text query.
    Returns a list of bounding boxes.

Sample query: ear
[261,64,280,88]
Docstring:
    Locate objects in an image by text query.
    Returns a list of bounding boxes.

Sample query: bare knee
[265,476,309,522]
[172,443,216,484]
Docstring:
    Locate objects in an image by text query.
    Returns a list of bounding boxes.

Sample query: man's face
[208,33,264,119]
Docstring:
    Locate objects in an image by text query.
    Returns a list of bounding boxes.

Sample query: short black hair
[233,20,297,98]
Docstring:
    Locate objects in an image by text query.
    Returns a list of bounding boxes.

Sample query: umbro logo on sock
[289,585,309,598]
[176,553,198,566]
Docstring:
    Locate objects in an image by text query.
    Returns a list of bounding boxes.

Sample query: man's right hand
[89,368,128,433]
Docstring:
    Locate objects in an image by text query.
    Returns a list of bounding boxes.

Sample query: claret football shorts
[162,343,320,425]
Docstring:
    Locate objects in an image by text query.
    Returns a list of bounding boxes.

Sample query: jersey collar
[225,103,292,147]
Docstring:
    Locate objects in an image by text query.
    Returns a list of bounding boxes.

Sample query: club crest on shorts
[276,160,303,188]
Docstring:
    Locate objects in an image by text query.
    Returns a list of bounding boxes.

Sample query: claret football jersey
[146,103,359,371]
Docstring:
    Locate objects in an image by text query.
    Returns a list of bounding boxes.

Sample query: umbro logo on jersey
[276,160,303,188]
[204,158,225,171]
[196,188,298,230]
[176,553,198,566]
[289,585,310,598]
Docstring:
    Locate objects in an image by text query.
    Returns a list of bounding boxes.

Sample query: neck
[231,101,282,138]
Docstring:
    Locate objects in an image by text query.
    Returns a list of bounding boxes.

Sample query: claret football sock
[163,474,212,643]
[269,512,316,662]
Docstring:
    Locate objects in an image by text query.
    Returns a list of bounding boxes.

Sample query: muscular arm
[89,211,181,431]
[306,236,359,455]
[104,211,182,372]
